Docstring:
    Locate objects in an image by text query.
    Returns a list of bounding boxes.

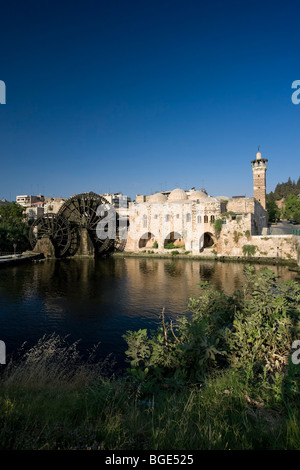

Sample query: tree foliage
[266,196,281,223]
[0,202,31,252]
[283,194,300,222]
[268,177,300,201]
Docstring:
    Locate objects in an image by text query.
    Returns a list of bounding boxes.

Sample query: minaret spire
[251,148,268,209]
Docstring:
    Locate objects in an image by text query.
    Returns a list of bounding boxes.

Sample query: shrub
[213,219,223,234]
[225,266,300,382]
[123,266,300,395]
[221,211,236,218]
[123,285,237,392]
[152,241,158,249]
[164,243,177,249]
[242,245,257,257]
[245,230,251,240]
[233,231,243,244]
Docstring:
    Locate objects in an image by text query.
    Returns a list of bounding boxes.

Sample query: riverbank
[113,250,300,268]
[1,267,300,450]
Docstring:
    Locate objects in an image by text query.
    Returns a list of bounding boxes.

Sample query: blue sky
[0,0,299,201]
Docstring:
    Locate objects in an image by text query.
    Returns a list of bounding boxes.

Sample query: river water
[0,256,298,370]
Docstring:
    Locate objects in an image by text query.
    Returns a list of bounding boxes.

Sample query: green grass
[1,336,300,450]
[1,268,300,450]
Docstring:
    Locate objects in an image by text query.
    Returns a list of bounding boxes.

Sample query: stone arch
[164,231,185,248]
[203,232,215,248]
[139,232,157,249]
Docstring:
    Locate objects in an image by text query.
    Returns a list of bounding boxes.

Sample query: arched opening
[203,232,214,248]
[164,231,185,249]
[139,232,157,249]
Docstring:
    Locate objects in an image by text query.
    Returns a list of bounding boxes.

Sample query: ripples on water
[0,257,298,370]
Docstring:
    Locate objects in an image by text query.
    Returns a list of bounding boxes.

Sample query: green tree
[266,197,280,223]
[293,209,300,224]
[284,194,300,220]
[0,201,25,222]
[0,202,30,252]
[272,176,300,200]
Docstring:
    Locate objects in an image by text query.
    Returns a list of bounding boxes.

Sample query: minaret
[251,148,268,209]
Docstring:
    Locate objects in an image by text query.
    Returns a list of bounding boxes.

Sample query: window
[186,213,191,222]
[204,215,208,223]
[165,214,170,222]
[210,215,215,222]
[197,215,202,223]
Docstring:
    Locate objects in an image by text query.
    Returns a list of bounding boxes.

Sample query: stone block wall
[216,216,299,260]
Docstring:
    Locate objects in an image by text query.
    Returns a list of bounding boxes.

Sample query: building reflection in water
[0,257,298,367]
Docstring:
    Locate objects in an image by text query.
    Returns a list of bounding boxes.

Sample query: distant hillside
[267,177,300,201]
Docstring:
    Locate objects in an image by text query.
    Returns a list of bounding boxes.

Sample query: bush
[123,284,237,392]
[164,243,177,249]
[245,230,251,240]
[213,219,223,234]
[234,231,243,243]
[152,241,158,249]
[242,244,257,257]
[221,211,236,218]
[225,266,300,382]
[123,266,300,395]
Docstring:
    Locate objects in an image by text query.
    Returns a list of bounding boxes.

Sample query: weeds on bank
[0,266,300,450]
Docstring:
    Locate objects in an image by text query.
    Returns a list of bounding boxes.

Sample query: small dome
[256,151,262,160]
[168,188,187,201]
[189,190,208,200]
[149,192,167,203]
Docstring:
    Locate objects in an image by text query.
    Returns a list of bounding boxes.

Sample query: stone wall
[226,197,255,214]
[123,195,298,262]
[216,216,299,260]
[226,197,267,235]
[125,199,222,253]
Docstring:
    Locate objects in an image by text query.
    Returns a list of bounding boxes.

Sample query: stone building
[124,150,271,256]
[25,201,45,220]
[251,149,268,209]
[24,197,67,220]
[43,197,67,214]
[16,194,44,208]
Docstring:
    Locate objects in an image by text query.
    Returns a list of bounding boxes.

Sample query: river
[0,256,298,371]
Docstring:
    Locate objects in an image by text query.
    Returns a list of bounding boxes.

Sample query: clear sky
[0,0,299,202]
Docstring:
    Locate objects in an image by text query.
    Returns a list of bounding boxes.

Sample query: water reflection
[0,257,298,368]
